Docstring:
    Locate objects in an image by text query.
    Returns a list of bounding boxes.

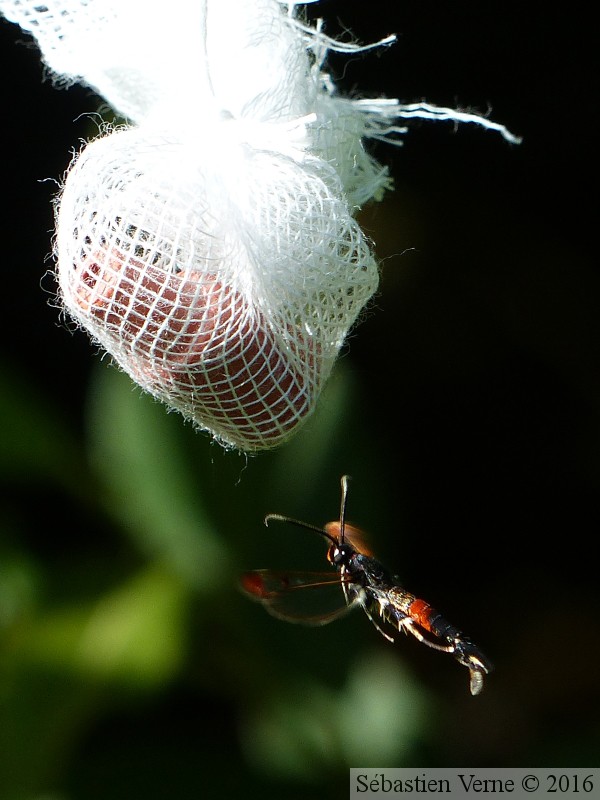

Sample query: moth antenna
[339,474,351,544]
[264,513,338,547]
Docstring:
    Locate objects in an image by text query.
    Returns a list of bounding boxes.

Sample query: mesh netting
[1,0,518,450]
[56,125,377,449]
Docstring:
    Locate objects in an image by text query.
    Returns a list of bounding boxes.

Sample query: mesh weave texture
[1,0,517,450]
[57,125,378,449]
[0,0,390,450]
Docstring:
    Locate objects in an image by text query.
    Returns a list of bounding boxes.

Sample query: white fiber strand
[395,102,522,145]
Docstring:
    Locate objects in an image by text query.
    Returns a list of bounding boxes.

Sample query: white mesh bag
[56,123,377,450]
[0,0,518,451]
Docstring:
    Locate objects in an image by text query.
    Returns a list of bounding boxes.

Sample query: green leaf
[85,363,230,591]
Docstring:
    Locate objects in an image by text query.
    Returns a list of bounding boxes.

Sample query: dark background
[1,3,598,799]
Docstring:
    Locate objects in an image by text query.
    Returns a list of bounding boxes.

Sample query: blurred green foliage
[0,357,435,800]
[2,284,600,796]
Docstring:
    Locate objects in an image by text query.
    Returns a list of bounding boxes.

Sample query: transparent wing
[240,570,359,625]
[324,521,374,556]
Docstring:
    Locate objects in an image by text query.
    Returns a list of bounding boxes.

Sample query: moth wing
[240,570,359,625]
[324,521,374,556]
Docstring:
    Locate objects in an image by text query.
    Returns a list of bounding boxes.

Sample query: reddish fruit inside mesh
[70,248,315,445]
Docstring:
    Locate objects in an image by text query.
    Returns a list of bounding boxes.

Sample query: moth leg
[361,601,396,644]
[402,617,456,653]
